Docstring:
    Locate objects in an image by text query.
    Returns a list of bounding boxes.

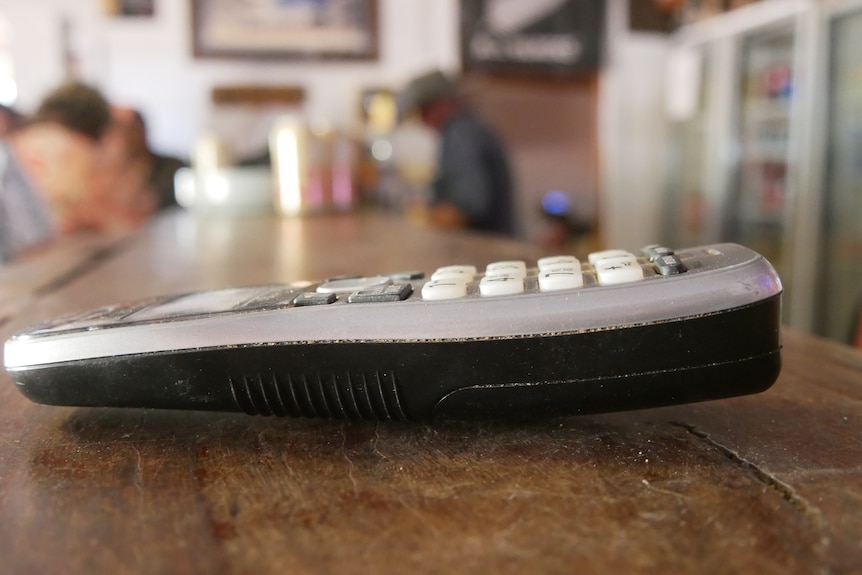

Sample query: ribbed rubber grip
[229,371,407,420]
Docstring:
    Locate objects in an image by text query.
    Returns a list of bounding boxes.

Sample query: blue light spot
[542,190,570,216]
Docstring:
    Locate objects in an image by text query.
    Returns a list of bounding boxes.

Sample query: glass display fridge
[815,3,862,343]
[665,0,862,345]
[663,1,809,326]
[725,23,796,285]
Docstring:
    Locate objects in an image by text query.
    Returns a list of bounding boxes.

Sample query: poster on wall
[460,0,605,75]
[191,0,378,60]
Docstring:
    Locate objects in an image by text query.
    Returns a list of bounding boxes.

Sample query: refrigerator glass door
[727,25,796,283]
[818,9,862,343]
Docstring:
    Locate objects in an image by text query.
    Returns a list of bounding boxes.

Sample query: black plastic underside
[12,295,782,420]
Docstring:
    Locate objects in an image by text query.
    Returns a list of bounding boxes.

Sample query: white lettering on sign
[506,35,582,63]
[469,33,582,64]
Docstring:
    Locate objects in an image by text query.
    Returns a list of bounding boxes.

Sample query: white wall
[0,0,460,158]
[598,0,671,250]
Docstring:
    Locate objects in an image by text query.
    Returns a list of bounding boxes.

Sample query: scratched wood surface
[0,210,860,574]
[0,232,124,323]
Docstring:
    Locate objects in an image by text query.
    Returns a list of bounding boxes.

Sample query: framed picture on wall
[102,0,155,17]
[460,0,605,75]
[191,0,378,60]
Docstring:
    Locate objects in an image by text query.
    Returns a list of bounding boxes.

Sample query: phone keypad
[593,255,644,285]
[537,265,583,291]
[421,279,469,301]
[431,265,477,281]
[292,245,690,305]
[348,282,413,303]
[419,246,685,301]
[479,274,524,297]
[485,261,527,279]
[293,292,338,307]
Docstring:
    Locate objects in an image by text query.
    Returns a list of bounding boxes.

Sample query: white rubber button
[431,265,477,281]
[479,274,524,296]
[421,279,468,300]
[588,249,633,265]
[595,256,644,285]
[538,265,584,291]
[538,255,579,271]
[485,261,527,279]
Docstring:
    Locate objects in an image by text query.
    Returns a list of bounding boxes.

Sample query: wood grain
[0,210,860,574]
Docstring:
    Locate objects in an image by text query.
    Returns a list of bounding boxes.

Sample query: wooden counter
[1,210,860,574]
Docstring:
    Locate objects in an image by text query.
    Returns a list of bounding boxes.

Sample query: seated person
[0,139,54,263]
[0,104,23,137]
[111,107,187,209]
[10,82,158,234]
[397,70,515,236]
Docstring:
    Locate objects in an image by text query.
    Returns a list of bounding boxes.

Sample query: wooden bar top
[1,210,860,574]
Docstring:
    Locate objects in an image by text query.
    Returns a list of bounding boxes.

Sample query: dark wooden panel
[211,86,306,106]
[463,74,600,243]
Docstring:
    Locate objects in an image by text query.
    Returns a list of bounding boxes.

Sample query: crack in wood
[670,421,830,542]
[33,239,134,298]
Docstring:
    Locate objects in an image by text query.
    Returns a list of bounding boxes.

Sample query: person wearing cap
[398,70,515,235]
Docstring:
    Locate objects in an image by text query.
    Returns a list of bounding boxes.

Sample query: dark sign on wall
[460,0,605,75]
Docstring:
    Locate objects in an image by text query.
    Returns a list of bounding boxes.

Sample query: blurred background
[0,0,860,347]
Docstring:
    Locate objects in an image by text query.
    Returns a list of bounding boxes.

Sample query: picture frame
[191,0,378,61]
[102,0,155,17]
[460,0,604,76]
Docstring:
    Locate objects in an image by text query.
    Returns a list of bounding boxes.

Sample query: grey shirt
[0,142,54,263]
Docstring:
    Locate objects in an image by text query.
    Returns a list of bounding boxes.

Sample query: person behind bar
[397,70,515,236]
